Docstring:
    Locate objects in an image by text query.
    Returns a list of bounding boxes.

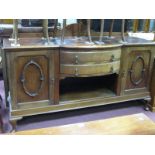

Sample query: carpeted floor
[1,77,155,132]
[16,101,155,132]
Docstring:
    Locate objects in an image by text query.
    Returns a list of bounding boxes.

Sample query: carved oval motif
[129,56,146,86]
[20,60,45,97]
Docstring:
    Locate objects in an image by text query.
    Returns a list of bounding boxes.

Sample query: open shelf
[60,74,118,103]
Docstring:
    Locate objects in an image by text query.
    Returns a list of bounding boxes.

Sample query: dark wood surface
[2,36,155,130]
[6,49,59,110]
[2,36,155,49]
[60,48,121,64]
[125,50,150,89]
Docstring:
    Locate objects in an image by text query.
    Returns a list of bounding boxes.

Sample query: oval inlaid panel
[20,60,45,97]
[129,56,145,86]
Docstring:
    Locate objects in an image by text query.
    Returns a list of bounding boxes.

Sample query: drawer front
[60,61,120,77]
[60,48,121,64]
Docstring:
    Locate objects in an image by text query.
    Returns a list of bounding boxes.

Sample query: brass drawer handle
[110,66,114,73]
[121,70,126,78]
[50,78,55,85]
[75,55,79,64]
[111,54,115,61]
[75,68,79,76]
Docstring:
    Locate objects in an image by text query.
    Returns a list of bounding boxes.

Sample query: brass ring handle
[75,55,79,64]
[121,70,126,78]
[50,78,55,85]
[75,68,79,76]
[111,55,115,61]
[110,66,114,73]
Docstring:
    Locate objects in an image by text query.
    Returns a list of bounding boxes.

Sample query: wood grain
[125,50,151,90]
[60,61,120,77]
[60,48,121,64]
[2,37,155,130]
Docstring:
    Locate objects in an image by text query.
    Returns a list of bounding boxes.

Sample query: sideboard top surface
[2,36,155,50]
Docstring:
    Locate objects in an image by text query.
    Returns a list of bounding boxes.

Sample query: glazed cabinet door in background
[6,50,59,110]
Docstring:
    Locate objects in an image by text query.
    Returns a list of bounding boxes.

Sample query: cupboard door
[7,50,58,109]
[125,50,151,90]
[16,55,49,103]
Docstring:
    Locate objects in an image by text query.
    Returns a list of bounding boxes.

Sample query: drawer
[60,48,121,64]
[60,61,120,77]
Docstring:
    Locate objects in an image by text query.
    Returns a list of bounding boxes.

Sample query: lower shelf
[60,74,117,103]
[60,88,116,103]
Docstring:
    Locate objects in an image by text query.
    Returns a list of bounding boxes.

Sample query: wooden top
[14,113,155,135]
[3,36,155,50]
[2,38,59,50]
[61,36,155,48]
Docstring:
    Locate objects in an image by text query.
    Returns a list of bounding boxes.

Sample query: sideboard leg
[150,98,155,112]
[144,104,150,111]
[143,97,151,111]
[10,120,17,132]
[150,60,155,112]
[10,117,23,132]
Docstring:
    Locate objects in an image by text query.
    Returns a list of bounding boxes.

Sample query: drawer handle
[111,55,115,61]
[110,66,114,73]
[75,55,79,64]
[121,70,126,78]
[75,68,79,76]
[50,78,55,85]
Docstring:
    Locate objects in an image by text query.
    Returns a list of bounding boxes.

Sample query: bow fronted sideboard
[1,36,155,129]
[1,19,155,130]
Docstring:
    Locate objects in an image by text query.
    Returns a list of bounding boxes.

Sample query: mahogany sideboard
[1,36,155,129]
